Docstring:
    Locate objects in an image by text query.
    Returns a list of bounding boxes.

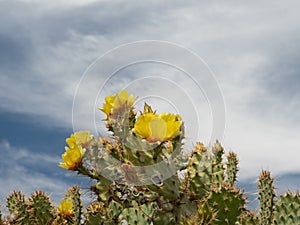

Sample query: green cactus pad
[122,201,155,225]
[258,170,275,225]
[187,143,211,199]
[65,186,82,225]
[27,191,54,225]
[207,185,246,225]
[272,191,300,225]
[226,152,239,187]
[211,141,225,188]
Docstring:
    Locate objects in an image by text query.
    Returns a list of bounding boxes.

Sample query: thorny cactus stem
[226,152,239,187]
[258,170,275,225]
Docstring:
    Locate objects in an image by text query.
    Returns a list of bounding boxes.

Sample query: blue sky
[1,0,300,209]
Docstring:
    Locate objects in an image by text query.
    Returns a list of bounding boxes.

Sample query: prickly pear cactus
[181,202,216,225]
[207,184,246,225]
[211,140,225,187]
[65,186,82,225]
[27,191,55,224]
[258,170,275,225]
[6,191,25,216]
[226,152,239,187]
[6,191,29,224]
[272,191,300,225]
[237,211,259,225]
[186,142,211,199]
[122,201,156,225]
[2,90,300,225]
[6,190,54,225]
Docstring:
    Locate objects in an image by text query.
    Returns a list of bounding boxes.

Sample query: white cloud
[0,0,300,181]
[0,140,71,211]
[17,0,101,8]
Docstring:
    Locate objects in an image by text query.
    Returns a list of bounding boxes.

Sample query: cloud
[0,0,299,181]
[0,140,72,210]
[17,0,100,7]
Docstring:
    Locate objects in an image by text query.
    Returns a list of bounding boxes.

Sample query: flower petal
[148,117,167,142]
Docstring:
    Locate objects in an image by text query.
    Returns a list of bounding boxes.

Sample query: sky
[0,0,300,210]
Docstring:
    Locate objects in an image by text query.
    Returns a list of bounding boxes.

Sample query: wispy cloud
[0,140,71,208]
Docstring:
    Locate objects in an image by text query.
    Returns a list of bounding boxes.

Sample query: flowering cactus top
[100,90,137,116]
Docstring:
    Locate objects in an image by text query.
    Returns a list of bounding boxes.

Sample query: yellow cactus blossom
[133,112,182,143]
[59,145,85,170]
[58,199,74,218]
[100,90,137,116]
[66,130,93,149]
[59,131,90,170]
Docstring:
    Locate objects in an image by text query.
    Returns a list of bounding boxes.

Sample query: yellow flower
[66,130,93,149]
[133,112,182,143]
[100,90,137,116]
[59,131,91,170]
[59,145,85,170]
[58,199,74,218]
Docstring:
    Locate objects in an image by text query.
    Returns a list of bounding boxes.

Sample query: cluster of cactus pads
[2,187,82,225]
[1,90,299,225]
